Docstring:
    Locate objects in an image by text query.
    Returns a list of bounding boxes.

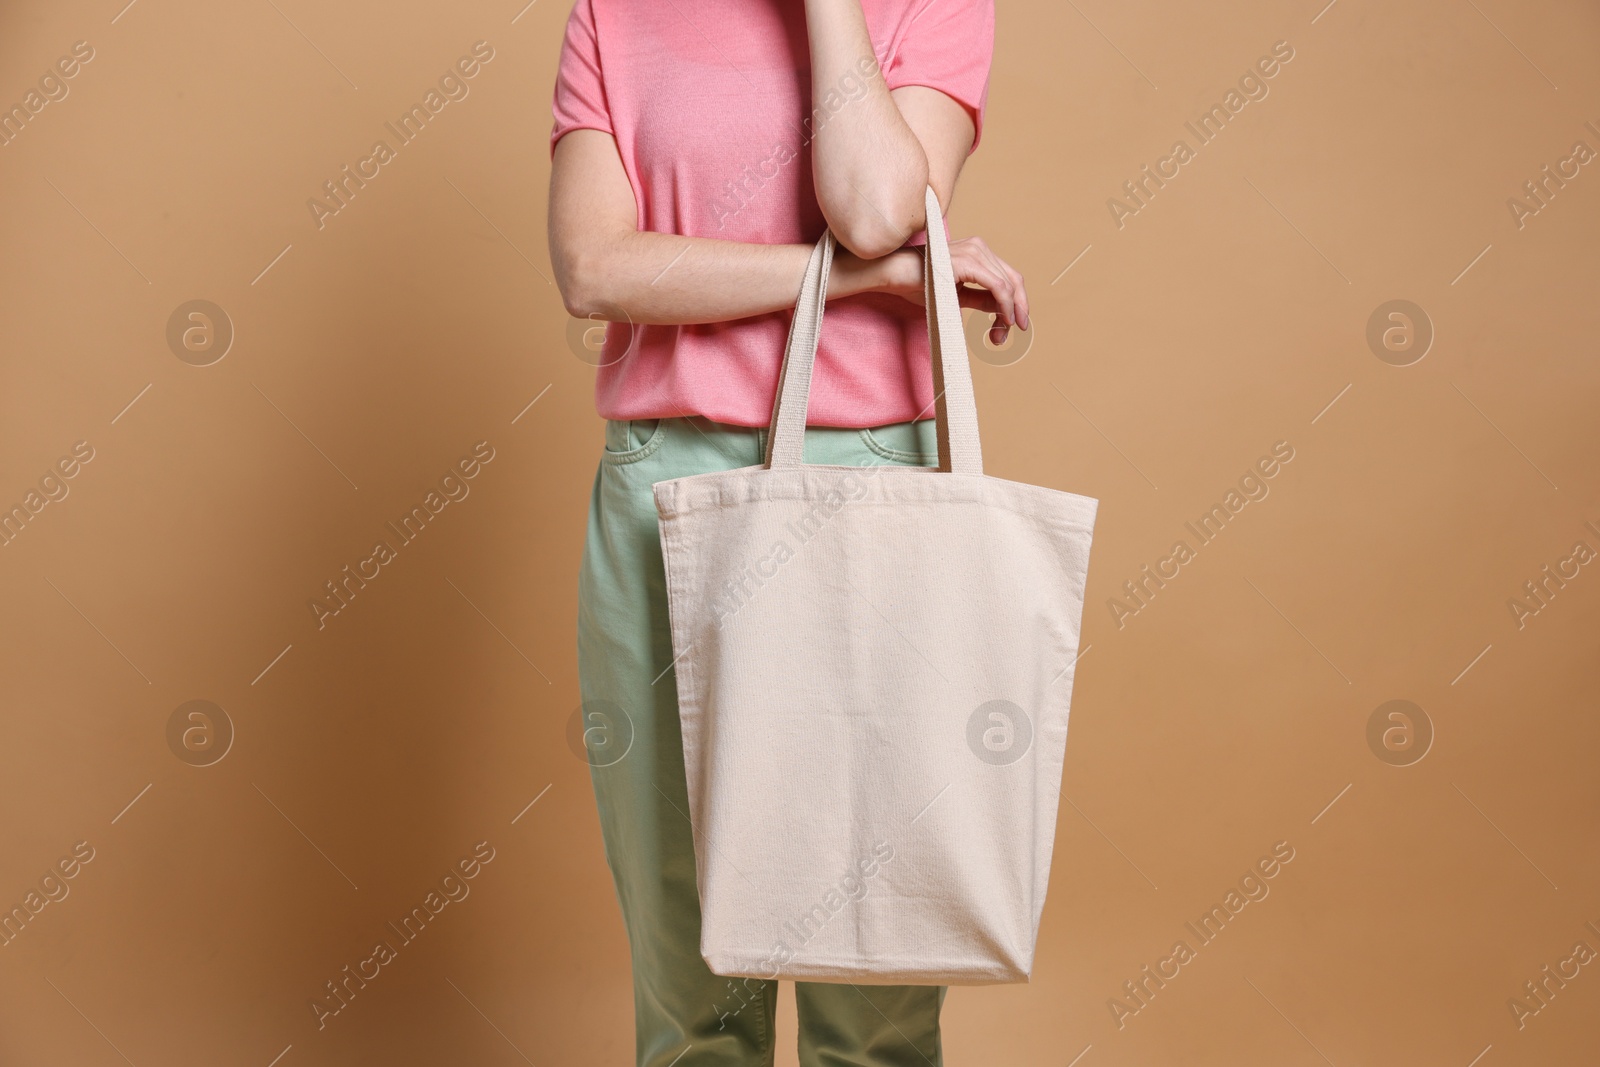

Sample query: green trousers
[577,416,949,1067]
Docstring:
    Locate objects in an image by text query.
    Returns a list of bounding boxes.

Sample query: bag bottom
[704,951,1030,986]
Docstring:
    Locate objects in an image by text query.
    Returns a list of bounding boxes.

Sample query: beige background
[2,0,1598,1064]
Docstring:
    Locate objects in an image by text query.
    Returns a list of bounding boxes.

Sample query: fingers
[955,287,1011,345]
[1004,257,1029,333]
[940,238,1030,347]
[956,287,1001,315]
[959,286,1006,346]
[911,235,1031,347]
[951,239,1017,334]
[969,237,1029,333]
[949,238,1024,345]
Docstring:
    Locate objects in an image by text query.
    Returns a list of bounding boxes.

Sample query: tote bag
[653,186,1098,985]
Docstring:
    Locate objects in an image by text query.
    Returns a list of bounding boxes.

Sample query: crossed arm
[547,0,1028,340]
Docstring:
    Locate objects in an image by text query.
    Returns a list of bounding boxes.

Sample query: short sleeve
[550,0,612,157]
[883,0,995,153]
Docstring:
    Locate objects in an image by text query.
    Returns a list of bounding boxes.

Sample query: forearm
[557,229,920,326]
[804,0,929,258]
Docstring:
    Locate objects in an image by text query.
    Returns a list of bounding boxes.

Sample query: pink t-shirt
[551,0,994,428]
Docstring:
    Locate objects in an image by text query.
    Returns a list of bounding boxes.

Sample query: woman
[549,1,1029,1063]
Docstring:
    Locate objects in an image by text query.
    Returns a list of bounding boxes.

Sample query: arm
[549,127,1028,340]
[803,0,930,257]
[882,85,1030,337]
[803,0,982,259]
[548,129,920,325]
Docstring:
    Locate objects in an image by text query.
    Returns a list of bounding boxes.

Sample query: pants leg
[578,417,777,1067]
[576,416,948,1067]
[793,985,947,1067]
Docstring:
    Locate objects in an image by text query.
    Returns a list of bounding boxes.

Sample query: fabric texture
[578,415,949,1066]
[652,187,1099,984]
[550,0,995,428]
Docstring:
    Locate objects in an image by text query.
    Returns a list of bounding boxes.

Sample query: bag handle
[763,185,984,475]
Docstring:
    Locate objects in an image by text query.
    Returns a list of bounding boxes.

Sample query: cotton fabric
[651,190,1099,983]
[550,0,995,427]
[578,415,949,1065]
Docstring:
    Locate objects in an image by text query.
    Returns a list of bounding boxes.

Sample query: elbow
[559,283,604,321]
[822,178,930,260]
[832,218,917,260]
[553,249,612,320]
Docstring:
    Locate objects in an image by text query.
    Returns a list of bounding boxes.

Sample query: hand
[872,238,1031,346]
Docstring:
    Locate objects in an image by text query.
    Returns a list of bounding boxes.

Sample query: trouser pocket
[602,419,664,463]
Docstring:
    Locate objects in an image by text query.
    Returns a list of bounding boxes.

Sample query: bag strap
[763,184,984,475]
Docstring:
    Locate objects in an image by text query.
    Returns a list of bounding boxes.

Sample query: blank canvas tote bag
[653,186,1098,985]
